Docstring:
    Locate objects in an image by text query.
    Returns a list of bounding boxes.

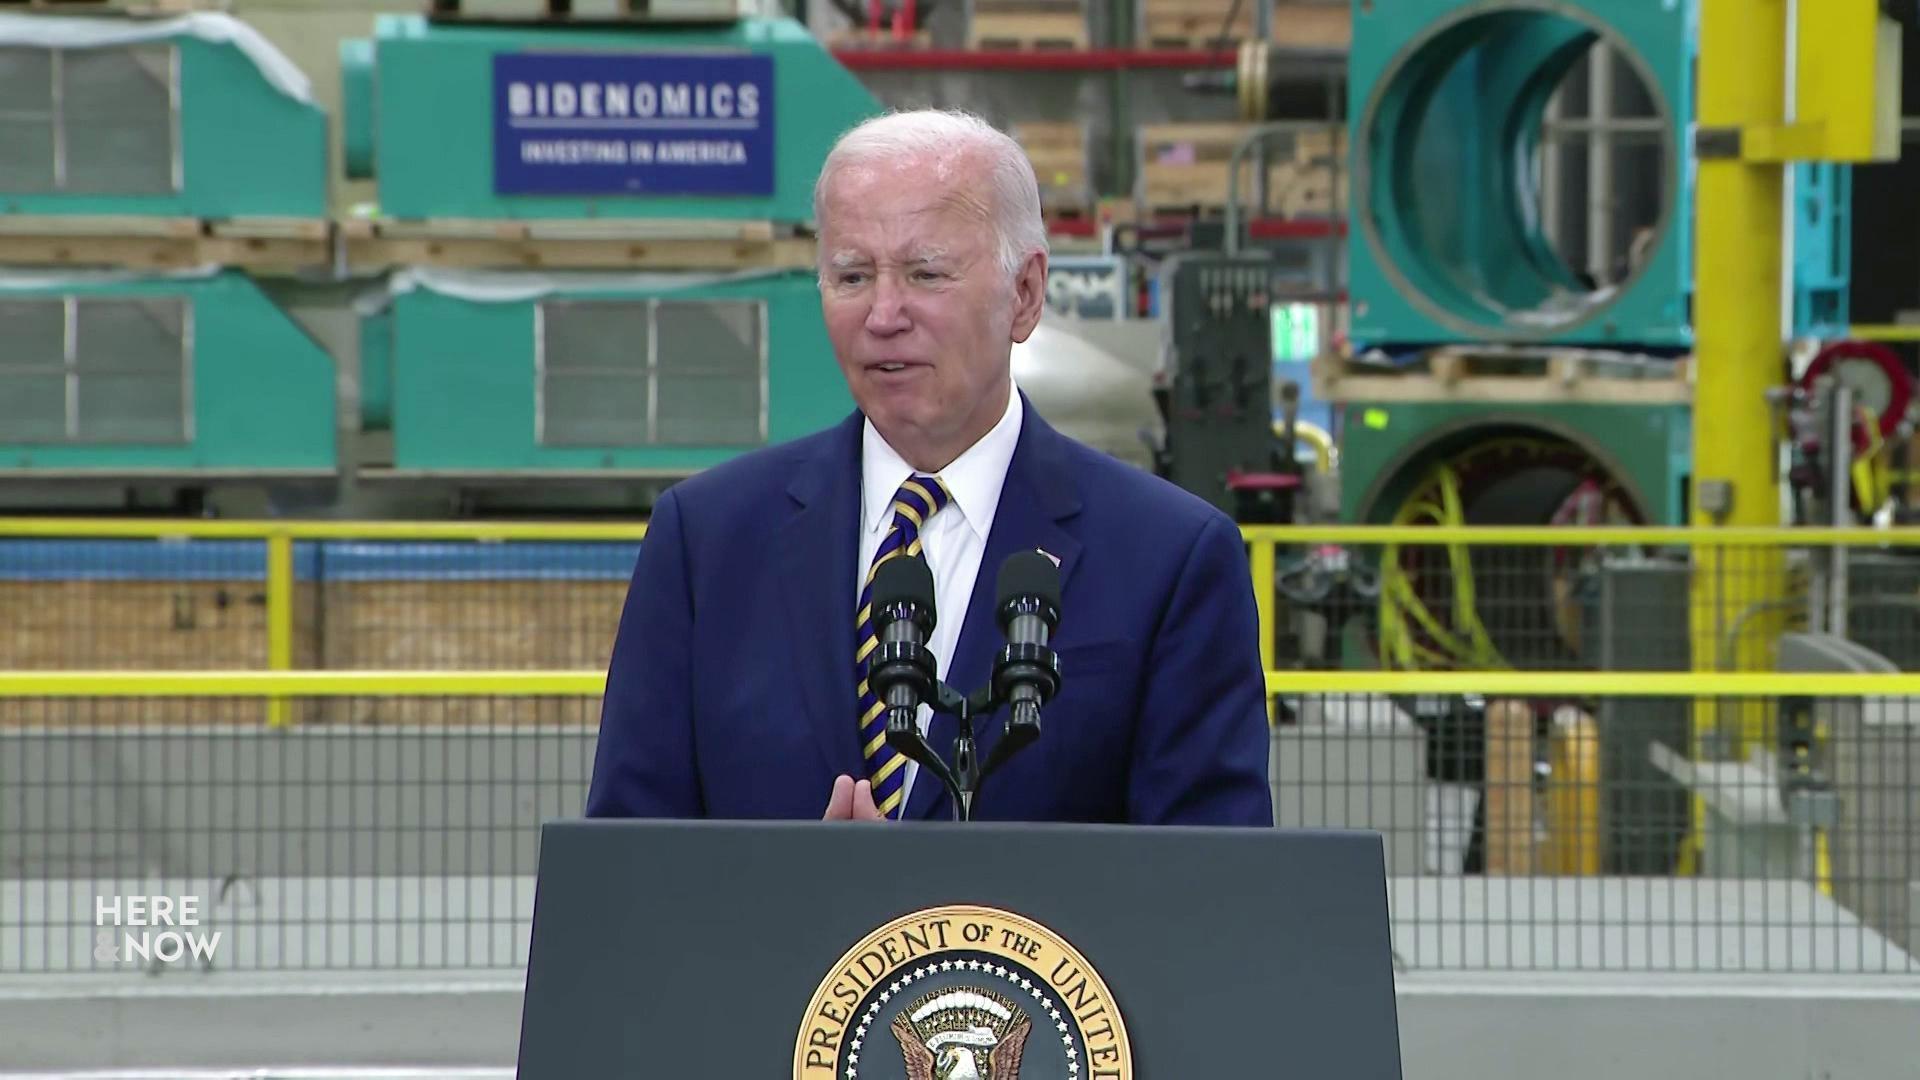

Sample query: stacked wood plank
[1138,0,1350,49]
[1272,124,1347,218]
[1270,1,1351,49]
[1012,121,1092,215]
[1135,122,1264,213]
[968,0,1088,49]
[1136,122,1350,217]
[1312,349,1695,405]
[1139,0,1248,48]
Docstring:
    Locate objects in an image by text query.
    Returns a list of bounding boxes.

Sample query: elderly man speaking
[585,109,1271,825]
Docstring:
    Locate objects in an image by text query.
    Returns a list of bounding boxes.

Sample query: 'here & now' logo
[94,895,221,966]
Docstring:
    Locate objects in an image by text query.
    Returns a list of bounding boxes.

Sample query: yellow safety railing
[1851,324,1920,343]
[0,518,654,726]
[9,518,1917,904]
[2,667,1919,699]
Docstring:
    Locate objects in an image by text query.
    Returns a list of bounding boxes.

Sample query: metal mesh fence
[1,695,593,973]
[1267,538,1920,675]
[1272,690,1918,974]
[1,690,1913,976]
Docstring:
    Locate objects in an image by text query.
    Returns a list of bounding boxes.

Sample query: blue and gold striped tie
[856,473,953,819]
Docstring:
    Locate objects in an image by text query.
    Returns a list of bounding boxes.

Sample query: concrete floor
[3,969,1918,1079]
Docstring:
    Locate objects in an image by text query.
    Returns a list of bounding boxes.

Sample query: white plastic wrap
[0,13,313,105]
[387,266,798,304]
[0,266,221,290]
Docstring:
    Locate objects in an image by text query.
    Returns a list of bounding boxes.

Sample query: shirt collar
[862,385,1023,544]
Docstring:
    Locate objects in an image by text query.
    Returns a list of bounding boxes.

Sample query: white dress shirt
[858,384,1023,812]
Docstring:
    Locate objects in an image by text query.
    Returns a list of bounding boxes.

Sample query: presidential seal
[794,904,1131,1080]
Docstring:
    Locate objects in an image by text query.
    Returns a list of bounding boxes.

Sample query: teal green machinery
[359,270,850,481]
[1348,0,1694,347]
[0,271,337,485]
[1345,0,1849,349]
[0,17,334,509]
[340,15,876,221]
[341,14,879,491]
[1337,400,1690,527]
[1335,0,1857,530]
[0,18,326,217]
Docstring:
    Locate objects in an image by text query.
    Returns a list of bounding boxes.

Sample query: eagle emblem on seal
[889,987,1032,1080]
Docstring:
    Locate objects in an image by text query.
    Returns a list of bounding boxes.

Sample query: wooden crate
[1269,160,1346,218]
[1139,0,1349,49]
[826,26,932,48]
[1013,121,1092,214]
[1140,0,1249,48]
[968,0,1088,49]
[1312,349,1695,405]
[1288,125,1348,166]
[1135,122,1272,213]
[1271,1,1350,50]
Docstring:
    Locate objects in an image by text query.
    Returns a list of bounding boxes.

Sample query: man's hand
[823,775,887,821]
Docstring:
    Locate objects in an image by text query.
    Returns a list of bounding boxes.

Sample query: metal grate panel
[0,48,54,191]
[0,297,190,445]
[537,298,766,448]
[58,45,177,196]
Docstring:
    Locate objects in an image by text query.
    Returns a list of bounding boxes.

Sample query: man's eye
[838,272,868,285]
[913,270,943,282]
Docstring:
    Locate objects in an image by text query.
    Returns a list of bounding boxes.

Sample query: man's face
[817,153,1045,462]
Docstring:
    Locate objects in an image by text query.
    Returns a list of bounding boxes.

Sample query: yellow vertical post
[266,531,294,729]
[1689,0,1792,869]
[1249,536,1277,724]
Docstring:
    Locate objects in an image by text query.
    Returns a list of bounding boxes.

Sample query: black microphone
[991,551,1062,733]
[870,555,939,737]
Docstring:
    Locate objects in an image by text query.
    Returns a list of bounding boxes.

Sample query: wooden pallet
[1013,121,1092,214]
[426,0,747,21]
[968,0,1088,49]
[1288,125,1348,165]
[1136,122,1274,213]
[0,215,329,272]
[340,217,815,272]
[1139,0,1248,48]
[0,0,230,11]
[826,27,933,49]
[1312,350,1695,405]
[1269,160,1345,217]
[1138,0,1349,49]
[1270,1,1350,50]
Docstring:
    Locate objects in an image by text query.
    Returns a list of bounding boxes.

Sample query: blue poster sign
[492,52,775,197]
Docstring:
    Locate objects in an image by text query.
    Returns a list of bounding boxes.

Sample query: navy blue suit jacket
[584,397,1273,825]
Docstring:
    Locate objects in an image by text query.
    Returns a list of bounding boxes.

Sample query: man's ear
[1009,250,1049,344]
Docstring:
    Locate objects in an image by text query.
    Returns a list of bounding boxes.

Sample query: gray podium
[517,819,1402,1078]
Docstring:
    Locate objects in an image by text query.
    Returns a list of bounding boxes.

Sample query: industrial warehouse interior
[1,0,1918,1077]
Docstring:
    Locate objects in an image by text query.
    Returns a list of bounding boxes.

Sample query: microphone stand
[883,643,1056,822]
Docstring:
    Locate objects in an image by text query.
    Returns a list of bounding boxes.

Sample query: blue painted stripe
[0,540,641,582]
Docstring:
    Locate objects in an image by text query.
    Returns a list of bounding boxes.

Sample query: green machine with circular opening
[1347,0,1696,348]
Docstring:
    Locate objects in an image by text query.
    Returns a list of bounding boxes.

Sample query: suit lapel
[908,397,1083,821]
[776,412,866,785]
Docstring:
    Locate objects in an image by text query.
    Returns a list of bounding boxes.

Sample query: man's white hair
[813,109,1049,282]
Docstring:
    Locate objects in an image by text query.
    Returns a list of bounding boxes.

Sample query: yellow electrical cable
[1378,461,1510,672]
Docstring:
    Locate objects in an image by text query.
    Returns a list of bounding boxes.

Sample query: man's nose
[864,275,912,334]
